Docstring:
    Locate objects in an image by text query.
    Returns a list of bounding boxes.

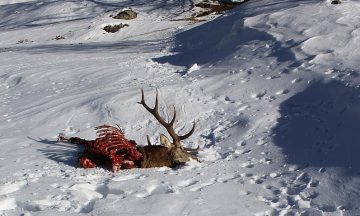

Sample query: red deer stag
[57,89,198,172]
[137,88,199,168]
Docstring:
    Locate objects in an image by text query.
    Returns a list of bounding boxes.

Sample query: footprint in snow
[234,149,251,155]
[135,181,175,198]
[175,179,198,188]
[280,172,318,197]
[251,91,267,100]
[241,173,254,178]
[309,179,320,187]
[264,95,276,102]
[265,186,281,196]
[276,89,290,95]
[259,158,272,164]
[295,172,311,184]
[241,161,255,168]
[223,95,235,103]
[189,178,217,192]
[266,75,281,80]
[68,182,108,213]
[216,173,242,183]
[281,184,307,196]
[258,195,279,205]
[69,183,106,199]
[249,176,264,184]
[5,75,22,89]
[269,172,281,178]
[291,78,303,84]
[299,189,319,201]
[256,137,268,146]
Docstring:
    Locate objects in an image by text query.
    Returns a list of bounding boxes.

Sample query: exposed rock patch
[103,23,129,33]
[194,0,245,17]
[112,10,137,20]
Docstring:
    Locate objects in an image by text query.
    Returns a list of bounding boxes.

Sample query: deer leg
[78,149,105,169]
[78,155,97,169]
[110,154,124,172]
[58,135,93,145]
[121,159,137,169]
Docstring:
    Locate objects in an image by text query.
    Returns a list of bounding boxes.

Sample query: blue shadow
[272,81,360,176]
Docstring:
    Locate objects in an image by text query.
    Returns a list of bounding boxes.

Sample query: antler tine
[140,88,151,111]
[154,88,159,111]
[140,89,195,147]
[140,88,168,126]
[169,105,176,126]
[146,135,152,146]
[179,121,196,140]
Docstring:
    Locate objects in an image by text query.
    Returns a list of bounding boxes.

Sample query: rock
[103,23,129,33]
[112,10,137,20]
[331,0,341,4]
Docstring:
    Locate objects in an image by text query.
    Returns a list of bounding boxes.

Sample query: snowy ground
[1,0,360,215]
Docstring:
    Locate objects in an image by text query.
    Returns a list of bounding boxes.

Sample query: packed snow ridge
[0,0,360,215]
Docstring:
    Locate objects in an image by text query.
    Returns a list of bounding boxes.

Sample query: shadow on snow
[0,39,161,54]
[28,136,81,167]
[272,81,360,176]
[0,0,191,30]
[154,0,313,67]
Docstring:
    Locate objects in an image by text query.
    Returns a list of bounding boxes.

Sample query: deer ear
[160,134,172,149]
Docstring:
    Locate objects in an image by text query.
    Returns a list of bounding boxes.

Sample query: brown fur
[138,89,199,168]
[137,145,187,168]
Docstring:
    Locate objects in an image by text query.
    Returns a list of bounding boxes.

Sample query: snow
[1,0,360,215]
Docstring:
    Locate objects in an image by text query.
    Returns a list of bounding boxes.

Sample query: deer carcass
[57,89,198,172]
[138,88,198,168]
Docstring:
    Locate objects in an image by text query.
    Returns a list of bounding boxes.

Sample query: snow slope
[1,0,360,215]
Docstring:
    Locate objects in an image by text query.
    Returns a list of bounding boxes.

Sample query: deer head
[138,89,199,168]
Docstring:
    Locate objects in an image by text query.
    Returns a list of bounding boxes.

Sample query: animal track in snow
[5,75,22,89]
[264,95,276,102]
[216,173,242,183]
[257,195,279,205]
[291,78,302,84]
[175,179,198,187]
[266,75,281,80]
[234,149,251,155]
[296,173,311,184]
[249,176,264,184]
[259,171,322,213]
[269,172,281,178]
[256,137,268,146]
[68,182,107,213]
[299,189,319,201]
[241,161,255,168]
[70,183,105,198]
[276,89,290,95]
[309,179,320,187]
[259,158,272,164]
[281,184,306,196]
[189,178,216,192]
[251,91,267,100]
[135,181,175,198]
[266,186,281,196]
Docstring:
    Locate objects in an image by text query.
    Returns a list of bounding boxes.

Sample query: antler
[140,88,196,147]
